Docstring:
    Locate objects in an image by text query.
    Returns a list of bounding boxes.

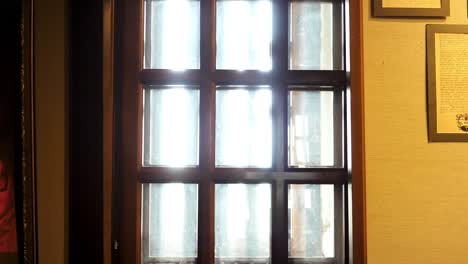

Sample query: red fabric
[0,160,17,253]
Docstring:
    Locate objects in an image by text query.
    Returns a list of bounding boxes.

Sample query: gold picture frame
[373,0,449,17]
[426,24,468,142]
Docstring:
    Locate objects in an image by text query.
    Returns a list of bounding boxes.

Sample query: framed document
[373,0,449,17]
[427,24,468,142]
[1,0,37,263]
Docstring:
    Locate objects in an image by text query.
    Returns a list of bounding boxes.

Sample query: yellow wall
[363,1,468,264]
[35,0,69,263]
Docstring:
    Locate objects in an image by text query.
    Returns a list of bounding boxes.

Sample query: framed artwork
[0,102,19,263]
[426,24,468,142]
[0,0,37,263]
[373,0,449,17]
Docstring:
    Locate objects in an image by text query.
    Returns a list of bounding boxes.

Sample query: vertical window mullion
[141,184,150,263]
[199,0,215,170]
[272,0,288,263]
[332,0,344,70]
[199,0,216,263]
[333,88,344,167]
[200,0,216,73]
[334,184,345,264]
[198,180,215,264]
[272,178,287,264]
[272,0,288,172]
[199,0,215,171]
[143,0,152,69]
[197,81,215,264]
[142,87,152,166]
[272,0,288,74]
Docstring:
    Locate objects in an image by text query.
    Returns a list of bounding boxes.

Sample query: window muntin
[131,0,348,263]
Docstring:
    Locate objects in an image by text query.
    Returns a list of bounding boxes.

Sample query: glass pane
[289,0,341,70]
[288,185,334,259]
[288,90,334,167]
[216,87,272,168]
[215,184,271,263]
[216,0,272,70]
[144,0,200,69]
[143,86,199,167]
[142,184,198,263]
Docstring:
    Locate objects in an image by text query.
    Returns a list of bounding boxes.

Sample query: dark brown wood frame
[103,0,116,263]
[349,0,366,263]
[69,0,106,263]
[373,0,449,17]
[426,24,468,142]
[66,0,365,263]
[114,0,360,264]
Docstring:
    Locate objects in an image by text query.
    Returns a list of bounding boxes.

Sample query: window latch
[113,240,119,251]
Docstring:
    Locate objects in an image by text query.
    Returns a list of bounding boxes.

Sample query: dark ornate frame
[20,0,38,263]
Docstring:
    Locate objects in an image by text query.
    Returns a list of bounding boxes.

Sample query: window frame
[115,0,351,263]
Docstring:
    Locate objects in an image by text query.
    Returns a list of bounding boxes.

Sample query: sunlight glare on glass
[144,0,200,70]
[160,88,194,166]
[144,87,199,167]
[164,0,191,71]
[215,184,271,259]
[215,88,272,167]
[158,183,185,256]
[216,0,272,71]
[288,185,334,258]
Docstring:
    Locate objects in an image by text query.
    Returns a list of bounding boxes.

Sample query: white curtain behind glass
[288,185,334,258]
[145,0,200,69]
[215,184,271,261]
[290,1,334,70]
[144,88,199,167]
[216,89,272,168]
[289,91,334,167]
[216,0,272,70]
[147,184,198,259]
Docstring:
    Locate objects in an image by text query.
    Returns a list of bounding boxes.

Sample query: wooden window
[116,0,349,263]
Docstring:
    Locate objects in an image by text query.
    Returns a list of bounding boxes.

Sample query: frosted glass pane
[143,86,199,167]
[216,88,272,168]
[144,0,200,69]
[289,1,340,70]
[288,185,334,258]
[288,90,334,167]
[216,0,272,70]
[215,184,271,263]
[143,184,198,262]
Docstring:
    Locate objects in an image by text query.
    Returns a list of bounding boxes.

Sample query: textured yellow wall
[35,0,69,263]
[363,1,468,264]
